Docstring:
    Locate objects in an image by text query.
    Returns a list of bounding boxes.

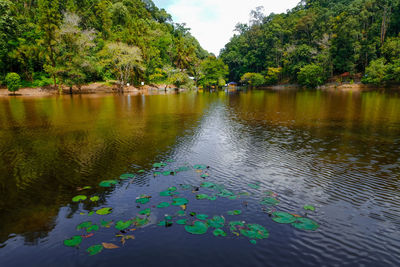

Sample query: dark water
[0,90,399,267]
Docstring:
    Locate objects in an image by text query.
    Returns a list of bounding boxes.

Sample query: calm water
[0,90,399,266]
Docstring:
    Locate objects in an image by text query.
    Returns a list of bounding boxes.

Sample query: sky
[153,0,301,55]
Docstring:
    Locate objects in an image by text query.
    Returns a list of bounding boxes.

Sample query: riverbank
[0,82,178,97]
[261,82,400,91]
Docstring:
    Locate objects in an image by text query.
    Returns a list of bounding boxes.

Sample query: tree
[297,64,325,88]
[362,58,388,84]
[264,67,282,85]
[240,73,265,87]
[198,56,229,88]
[5,72,21,94]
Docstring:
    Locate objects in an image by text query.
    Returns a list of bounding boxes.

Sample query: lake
[0,89,399,266]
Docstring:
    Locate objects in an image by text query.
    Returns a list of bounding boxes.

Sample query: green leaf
[172,198,188,206]
[139,208,151,216]
[157,202,170,208]
[136,196,151,204]
[176,166,190,172]
[200,182,216,188]
[158,220,173,227]
[271,212,296,224]
[177,210,186,216]
[82,186,92,190]
[168,186,177,192]
[99,180,118,187]
[260,197,280,206]
[63,236,82,247]
[229,221,245,232]
[132,216,150,227]
[196,214,209,220]
[88,211,94,216]
[120,173,135,180]
[250,240,257,244]
[86,224,99,233]
[208,196,217,201]
[248,183,260,189]
[304,205,316,211]
[87,244,103,256]
[193,164,207,170]
[96,207,112,215]
[100,220,113,228]
[176,219,188,225]
[138,170,145,173]
[227,210,242,215]
[160,190,174,196]
[90,196,100,202]
[77,221,92,230]
[213,229,227,237]
[196,194,209,200]
[72,195,87,202]
[292,217,319,231]
[201,174,210,178]
[185,221,208,235]
[153,162,167,168]
[207,216,225,228]
[240,224,269,239]
[115,220,132,231]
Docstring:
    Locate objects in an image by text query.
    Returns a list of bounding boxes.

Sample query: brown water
[0,90,399,266]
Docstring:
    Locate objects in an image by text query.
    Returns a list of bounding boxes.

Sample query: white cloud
[154,0,300,55]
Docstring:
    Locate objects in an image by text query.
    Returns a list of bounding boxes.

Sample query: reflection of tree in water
[0,94,209,244]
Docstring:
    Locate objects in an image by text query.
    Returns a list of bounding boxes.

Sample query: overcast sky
[153,0,301,55]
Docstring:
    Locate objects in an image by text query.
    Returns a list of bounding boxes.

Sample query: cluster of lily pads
[64,161,319,256]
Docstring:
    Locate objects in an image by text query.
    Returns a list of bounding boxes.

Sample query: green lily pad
[77,221,92,230]
[154,171,162,176]
[158,220,173,227]
[157,202,170,208]
[139,208,151,216]
[304,205,316,211]
[228,210,242,215]
[176,166,190,172]
[86,224,99,233]
[72,195,87,202]
[217,189,235,198]
[272,212,296,224]
[185,221,208,235]
[138,170,145,173]
[196,214,209,220]
[176,219,188,225]
[82,186,92,190]
[160,190,174,196]
[153,162,167,168]
[166,159,174,163]
[120,173,135,180]
[208,196,217,201]
[115,220,132,231]
[193,164,207,170]
[90,196,100,202]
[96,207,112,215]
[292,217,319,231]
[136,196,151,204]
[261,197,280,206]
[180,184,193,190]
[100,220,113,228]
[240,224,269,239]
[177,210,185,216]
[162,171,176,176]
[132,216,150,227]
[201,174,210,178]
[250,240,257,244]
[200,182,216,188]
[229,221,245,232]
[213,229,227,237]
[99,180,118,187]
[87,244,103,256]
[248,183,260,189]
[172,198,188,206]
[207,216,225,228]
[228,195,238,200]
[63,236,82,247]
[88,211,95,216]
[196,194,209,200]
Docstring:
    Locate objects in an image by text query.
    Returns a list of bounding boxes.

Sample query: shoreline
[261,82,400,91]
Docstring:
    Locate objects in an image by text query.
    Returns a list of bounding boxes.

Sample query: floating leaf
[132,216,149,227]
[172,198,188,206]
[160,190,174,196]
[304,205,316,211]
[196,214,209,220]
[153,171,162,176]
[166,159,174,163]
[162,171,176,176]
[136,195,151,204]
[250,240,257,244]
[228,196,238,200]
[213,229,227,237]
[201,174,210,178]
[138,170,145,173]
[292,218,319,231]
[139,208,151,216]
[115,220,132,231]
[176,166,190,172]
[196,194,209,200]
[208,196,217,201]
[88,211,95,216]
[228,210,242,215]
[200,182,216,188]
[240,224,269,239]
[157,202,170,208]
[120,173,135,180]
[177,210,185,216]
[153,163,167,168]
[63,236,82,247]
[260,197,280,206]
[100,220,113,228]
[248,183,260,189]
[272,212,296,224]
[180,184,193,190]
[82,186,92,190]
[77,221,92,230]
[90,196,100,202]
[99,180,118,187]
[185,221,208,235]
[168,186,177,192]
[72,195,87,202]
[193,164,207,170]
[176,219,188,225]
[217,189,235,198]
[229,221,245,232]
[96,207,112,215]
[158,220,173,227]
[86,224,99,233]
[207,216,225,228]
[102,242,119,249]
[87,245,103,256]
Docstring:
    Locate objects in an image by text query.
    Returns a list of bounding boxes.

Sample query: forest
[0,0,229,91]
[220,0,400,87]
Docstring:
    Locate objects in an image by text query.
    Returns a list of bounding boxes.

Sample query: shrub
[297,64,325,88]
[240,73,265,87]
[5,72,21,93]
[362,58,388,85]
[264,67,282,85]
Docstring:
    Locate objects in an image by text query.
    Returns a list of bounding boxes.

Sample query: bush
[5,72,21,93]
[264,67,282,85]
[362,58,388,85]
[297,64,325,88]
[240,73,265,87]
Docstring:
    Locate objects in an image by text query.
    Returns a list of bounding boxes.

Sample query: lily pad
[172,198,188,206]
[82,186,92,190]
[201,174,210,178]
[88,211,95,216]
[136,196,151,204]
[87,244,103,256]
[227,210,242,215]
[99,180,118,187]
[240,224,269,239]
[132,216,150,227]
[158,220,173,227]
[292,217,319,231]
[139,208,151,216]
[213,229,227,237]
[272,212,296,224]
[157,202,170,208]
[193,164,207,170]
[208,196,217,201]
[196,214,209,220]
[90,196,100,202]
[96,207,112,215]
[138,170,145,173]
[153,163,167,168]
[261,197,280,206]
[86,224,99,233]
[176,166,190,172]
[228,196,238,200]
[63,236,82,247]
[120,173,135,180]
[160,190,174,196]
[200,182,216,188]
[162,171,176,176]
[100,220,113,228]
[185,221,208,235]
[304,205,316,211]
[207,216,225,228]
[153,171,162,176]
[176,219,188,225]
[196,194,209,200]
[177,210,186,217]
[250,240,257,244]
[180,184,193,190]
[77,221,92,230]
[248,183,260,189]
[72,195,87,202]
[115,220,132,231]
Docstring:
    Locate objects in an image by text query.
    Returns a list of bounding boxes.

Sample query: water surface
[0,90,399,266]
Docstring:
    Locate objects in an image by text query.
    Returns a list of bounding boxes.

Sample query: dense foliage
[5,72,21,93]
[220,0,400,87]
[0,0,225,90]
